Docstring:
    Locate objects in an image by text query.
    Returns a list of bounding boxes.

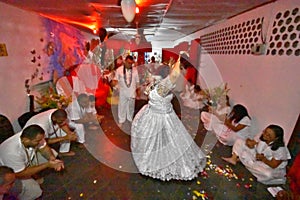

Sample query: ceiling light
[121,0,136,23]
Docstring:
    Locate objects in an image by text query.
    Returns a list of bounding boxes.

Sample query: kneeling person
[0,125,64,200]
[25,109,78,156]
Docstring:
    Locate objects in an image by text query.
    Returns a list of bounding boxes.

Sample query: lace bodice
[148,88,173,113]
[148,76,175,113]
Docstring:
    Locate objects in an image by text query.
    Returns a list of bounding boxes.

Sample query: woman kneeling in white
[201,104,251,146]
[222,124,291,185]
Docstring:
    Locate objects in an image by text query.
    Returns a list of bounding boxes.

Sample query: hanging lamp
[121,0,136,23]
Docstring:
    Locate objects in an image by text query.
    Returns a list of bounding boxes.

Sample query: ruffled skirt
[131,105,206,181]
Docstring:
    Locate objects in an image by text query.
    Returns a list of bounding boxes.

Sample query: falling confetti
[93,180,97,184]
[79,193,83,197]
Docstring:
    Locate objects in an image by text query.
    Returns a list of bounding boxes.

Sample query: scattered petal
[193,190,201,197]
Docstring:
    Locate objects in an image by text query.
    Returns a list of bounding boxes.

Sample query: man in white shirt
[25,109,78,156]
[0,125,64,200]
[66,93,101,146]
[0,166,16,200]
[113,55,140,127]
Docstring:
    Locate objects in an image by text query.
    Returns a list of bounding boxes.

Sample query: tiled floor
[41,100,287,200]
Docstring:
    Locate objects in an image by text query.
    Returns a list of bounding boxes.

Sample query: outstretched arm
[156,56,181,97]
[16,159,64,179]
[169,56,181,84]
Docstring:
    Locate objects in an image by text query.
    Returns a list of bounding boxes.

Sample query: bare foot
[221,157,237,165]
[59,151,76,157]
[77,143,85,149]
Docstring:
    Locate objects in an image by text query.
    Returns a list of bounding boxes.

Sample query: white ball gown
[131,77,206,181]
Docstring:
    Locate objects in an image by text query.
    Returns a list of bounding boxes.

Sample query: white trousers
[18,150,58,200]
[18,179,42,200]
[48,128,70,153]
[69,121,85,144]
[48,122,85,152]
[118,95,135,124]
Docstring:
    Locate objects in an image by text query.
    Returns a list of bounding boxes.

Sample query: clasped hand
[256,153,265,162]
[66,132,77,141]
[49,159,64,171]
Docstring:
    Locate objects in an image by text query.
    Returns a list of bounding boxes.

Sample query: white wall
[0,3,45,131]
[178,0,300,143]
[1,0,299,144]
[0,2,92,131]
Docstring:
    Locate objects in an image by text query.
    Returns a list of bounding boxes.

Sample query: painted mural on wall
[43,18,85,82]
[24,18,85,110]
[25,18,85,94]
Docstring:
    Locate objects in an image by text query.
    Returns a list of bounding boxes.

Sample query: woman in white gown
[131,57,206,181]
[201,104,251,146]
[222,124,291,185]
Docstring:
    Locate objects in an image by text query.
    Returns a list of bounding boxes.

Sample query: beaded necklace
[123,66,133,88]
[22,144,39,167]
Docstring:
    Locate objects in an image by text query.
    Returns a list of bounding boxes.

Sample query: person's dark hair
[180,54,193,69]
[21,125,45,140]
[77,93,88,102]
[260,124,285,151]
[194,85,201,92]
[85,42,90,52]
[89,95,95,102]
[125,55,134,61]
[151,56,155,63]
[226,95,230,106]
[98,28,107,43]
[0,166,14,185]
[52,109,68,119]
[157,64,170,79]
[229,104,250,123]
